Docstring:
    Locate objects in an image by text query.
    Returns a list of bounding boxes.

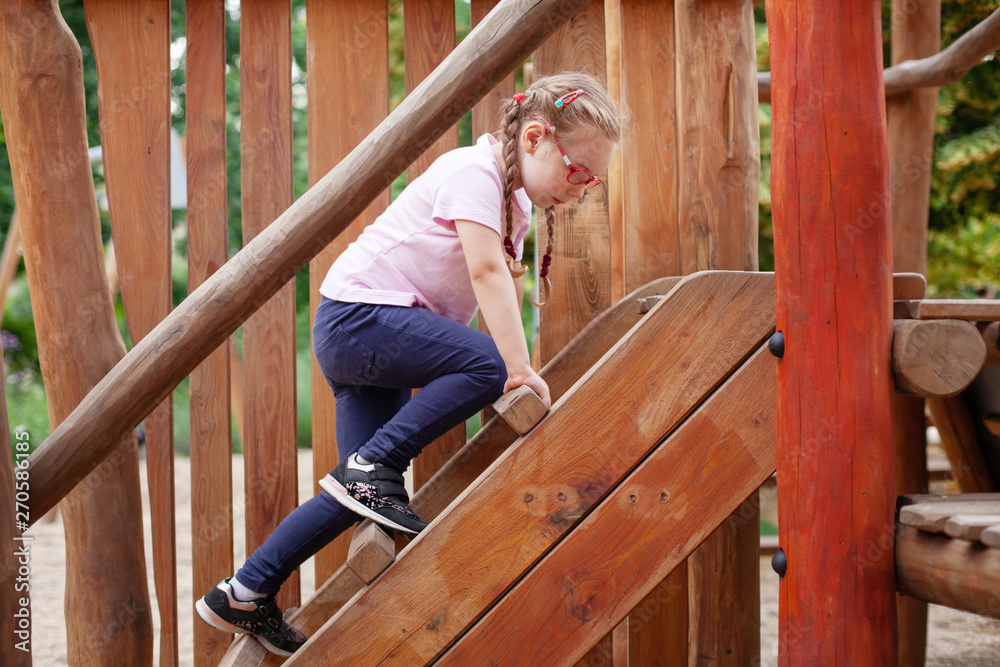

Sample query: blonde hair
[495,72,622,306]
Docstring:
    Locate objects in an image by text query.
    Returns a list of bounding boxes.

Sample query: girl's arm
[455,220,551,407]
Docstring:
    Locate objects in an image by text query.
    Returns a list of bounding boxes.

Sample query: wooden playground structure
[1,0,999,665]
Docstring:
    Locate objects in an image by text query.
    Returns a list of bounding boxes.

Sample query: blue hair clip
[554,89,584,109]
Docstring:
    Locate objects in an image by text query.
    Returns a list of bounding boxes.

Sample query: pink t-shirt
[320,134,532,325]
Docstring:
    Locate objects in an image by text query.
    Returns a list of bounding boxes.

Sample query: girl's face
[517,121,617,209]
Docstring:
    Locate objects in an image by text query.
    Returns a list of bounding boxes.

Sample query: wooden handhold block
[982,526,1000,549]
[635,295,664,314]
[493,385,548,435]
[900,501,1000,533]
[218,633,267,667]
[892,319,986,398]
[346,521,395,584]
[945,514,1000,542]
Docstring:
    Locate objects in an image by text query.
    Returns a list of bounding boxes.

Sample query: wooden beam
[186,1,234,664]
[766,0,898,663]
[284,272,774,665]
[438,346,775,665]
[892,319,986,398]
[345,522,395,585]
[927,395,995,493]
[0,0,153,662]
[896,524,1000,619]
[896,299,1000,321]
[24,0,597,527]
[492,385,548,435]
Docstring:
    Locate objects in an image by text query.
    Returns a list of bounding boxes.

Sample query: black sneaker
[319,454,428,535]
[195,579,306,656]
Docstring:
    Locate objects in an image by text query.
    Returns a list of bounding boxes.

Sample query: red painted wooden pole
[766,1,899,663]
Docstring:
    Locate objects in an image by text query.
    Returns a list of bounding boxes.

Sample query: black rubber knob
[768,331,785,359]
[771,548,787,577]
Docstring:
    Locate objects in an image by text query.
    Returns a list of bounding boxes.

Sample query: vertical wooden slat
[767,0,898,662]
[533,0,611,367]
[604,0,625,304]
[404,0,464,492]
[0,210,20,316]
[616,0,687,662]
[240,0,299,612]
[186,1,233,665]
[888,0,939,658]
[306,0,390,584]
[0,0,153,662]
[620,0,680,295]
[471,0,515,427]
[84,1,177,663]
[674,2,761,665]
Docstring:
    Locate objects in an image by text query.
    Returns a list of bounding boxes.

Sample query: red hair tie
[513,92,526,104]
[539,253,552,278]
[503,236,517,260]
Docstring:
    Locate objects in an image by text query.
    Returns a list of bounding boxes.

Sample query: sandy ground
[22,452,1000,666]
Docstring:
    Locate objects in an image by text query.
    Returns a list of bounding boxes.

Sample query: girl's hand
[504,368,551,408]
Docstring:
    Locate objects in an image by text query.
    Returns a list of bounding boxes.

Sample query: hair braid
[532,206,556,307]
[500,98,528,278]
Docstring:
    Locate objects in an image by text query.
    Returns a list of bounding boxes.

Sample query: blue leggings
[236,298,506,594]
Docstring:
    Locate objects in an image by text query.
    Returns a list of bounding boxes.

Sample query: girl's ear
[521,120,548,156]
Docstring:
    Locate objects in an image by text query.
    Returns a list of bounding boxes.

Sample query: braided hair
[495,72,622,306]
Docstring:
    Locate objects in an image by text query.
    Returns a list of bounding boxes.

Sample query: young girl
[196,71,622,656]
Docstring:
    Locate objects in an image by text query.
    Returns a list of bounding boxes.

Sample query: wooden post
[186,1,233,665]
[83,2,178,662]
[404,0,465,492]
[674,1,762,664]
[0,209,20,317]
[240,0,299,612]
[306,0,391,585]
[887,0,940,658]
[766,0,898,662]
[0,0,153,663]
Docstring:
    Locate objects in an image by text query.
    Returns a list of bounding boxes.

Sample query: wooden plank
[675,2,762,663]
[84,2,177,662]
[982,525,1000,549]
[619,0,680,293]
[766,0,898,662]
[404,0,464,492]
[186,2,234,665]
[346,522,395,585]
[492,385,548,435]
[244,279,680,666]
[605,0,624,305]
[533,0,612,367]
[900,502,1000,533]
[927,395,995,493]
[240,0,299,613]
[0,1,153,662]
[439,346,775,665]
[305,0,391,581]
[285,272,775,665]
[896,524,1000,619]
[902,299,1000,321]
[945,514,1000,542]
[892,319,986,398]
[24,0,601,533]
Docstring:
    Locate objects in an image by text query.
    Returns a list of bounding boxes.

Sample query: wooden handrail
[24,0,594,523]
[758,7,1000,104]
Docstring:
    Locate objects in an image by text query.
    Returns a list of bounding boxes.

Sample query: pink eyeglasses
[538,120,602,190]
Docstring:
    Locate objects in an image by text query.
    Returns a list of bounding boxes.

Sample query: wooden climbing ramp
[216,271,777,665]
